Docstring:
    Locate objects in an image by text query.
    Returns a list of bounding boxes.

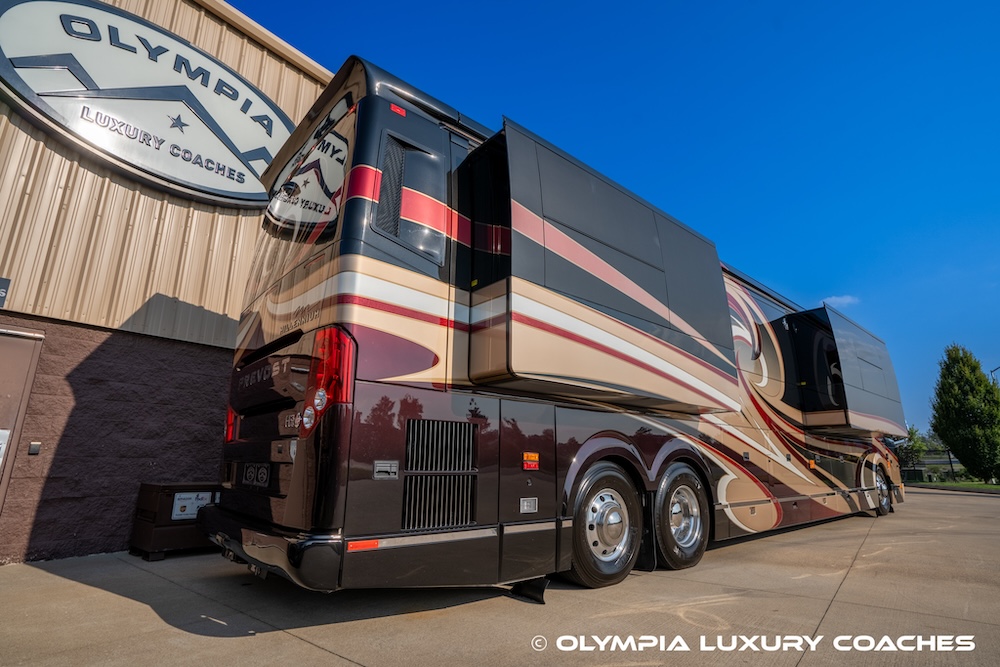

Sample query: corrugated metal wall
[0,0,331,348]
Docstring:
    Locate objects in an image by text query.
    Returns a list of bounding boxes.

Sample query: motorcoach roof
[262,56,492,191]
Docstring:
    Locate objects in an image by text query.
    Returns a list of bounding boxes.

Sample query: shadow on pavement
[27,550,511,638]
[24,516,874,638]
[31,500,969,639]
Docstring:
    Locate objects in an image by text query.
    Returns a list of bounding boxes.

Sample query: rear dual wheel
[875,467,892,516]
[655,462,709,570]
[567,462,643,588]
[567,460,711,587]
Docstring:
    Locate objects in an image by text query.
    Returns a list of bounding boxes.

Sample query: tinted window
[374,135,446,265]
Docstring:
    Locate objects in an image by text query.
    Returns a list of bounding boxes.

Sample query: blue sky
[231,0,1000,430]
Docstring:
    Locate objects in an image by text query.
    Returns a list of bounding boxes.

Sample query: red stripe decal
[741,372,805,438]
[513,200,735,381]
[400,188,471,246]
[695,438,780,508]
[474,222,512,255]
[511,312,728,410]
[454,212,472,247]
[470,312,509,332]
[400,188,446,231]
[345,167,472,246]
[337,294,470,332]
[346,164,381,202]
[496,225,511,255]
[512,200,545,244]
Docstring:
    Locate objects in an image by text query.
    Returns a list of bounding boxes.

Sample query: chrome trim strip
[366,527,498,550]
[777,495,812,503]
[727,499,765,509]
[720,489,867,510]
[503,521,557,535]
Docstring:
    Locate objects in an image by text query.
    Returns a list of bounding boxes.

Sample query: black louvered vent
[402,475,476,531]
[374,136,404,237]
[405,420,476,471]
[402,420,476,531]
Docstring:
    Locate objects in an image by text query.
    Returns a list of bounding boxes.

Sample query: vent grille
[405,420,476,472]
[375,136,404,237]
[402,420,477,531]
[403,474,476,531]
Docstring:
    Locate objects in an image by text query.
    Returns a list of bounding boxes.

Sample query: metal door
[0,327,44,514]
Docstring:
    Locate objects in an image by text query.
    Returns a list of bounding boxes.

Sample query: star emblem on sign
[168,114,189,133]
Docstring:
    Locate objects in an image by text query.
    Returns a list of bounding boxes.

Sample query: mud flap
[859,459,877,511]
[635,493,657,572]
[510,577,549,604]
[861,490,876,510]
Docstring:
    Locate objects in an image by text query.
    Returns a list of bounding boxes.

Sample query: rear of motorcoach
[197,57,492,591]
[197,59,364,590]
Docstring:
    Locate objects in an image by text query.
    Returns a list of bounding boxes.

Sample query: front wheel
[655,462,710,569]
[875,467,892,516]
[567,462,643,588]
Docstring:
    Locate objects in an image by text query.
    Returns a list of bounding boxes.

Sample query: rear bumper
[197,505,342,592]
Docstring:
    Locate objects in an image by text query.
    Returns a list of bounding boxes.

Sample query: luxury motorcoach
[199,56,906,595]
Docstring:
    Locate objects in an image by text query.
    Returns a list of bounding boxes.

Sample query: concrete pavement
[1,488,998,666]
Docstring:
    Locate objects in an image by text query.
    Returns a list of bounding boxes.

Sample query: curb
[907,484,1000,495]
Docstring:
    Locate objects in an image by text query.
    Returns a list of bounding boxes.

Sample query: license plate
[242,462,270,488]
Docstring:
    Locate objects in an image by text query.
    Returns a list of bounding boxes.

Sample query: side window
[374,135,446,265]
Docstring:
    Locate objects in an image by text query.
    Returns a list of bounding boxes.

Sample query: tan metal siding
[0,0,331,348]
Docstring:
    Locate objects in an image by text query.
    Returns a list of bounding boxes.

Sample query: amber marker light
[523,452,540,471]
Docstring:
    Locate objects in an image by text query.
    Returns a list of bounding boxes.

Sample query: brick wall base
[0,312,229,564]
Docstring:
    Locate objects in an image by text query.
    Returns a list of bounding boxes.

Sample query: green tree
[930,345,1000,482]
[925,429,957,480]
[896,425,928,471]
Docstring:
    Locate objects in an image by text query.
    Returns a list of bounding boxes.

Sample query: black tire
[875,467,892,516]
[655,462,709,570]
[567,462,643,588]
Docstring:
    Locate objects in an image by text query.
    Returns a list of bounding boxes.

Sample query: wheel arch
[560,434,650,516]
[560,434,720,573]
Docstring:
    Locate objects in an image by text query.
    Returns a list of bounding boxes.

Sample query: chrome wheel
[669,485,703,549]
[875,468,891,516]
[568,462,643,588]
[585,487,630,562]
[655,462,710,570]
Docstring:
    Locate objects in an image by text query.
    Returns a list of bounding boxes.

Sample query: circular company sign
[0,0,295,206]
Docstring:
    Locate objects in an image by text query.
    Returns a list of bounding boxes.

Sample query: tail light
[300,326,356,437]
[225,405,237,442]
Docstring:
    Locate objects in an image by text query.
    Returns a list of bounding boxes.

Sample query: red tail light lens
[225,405,237,442]
[300,326,355,437]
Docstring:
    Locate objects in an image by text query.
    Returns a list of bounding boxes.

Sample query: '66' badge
[0,0,294,206]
